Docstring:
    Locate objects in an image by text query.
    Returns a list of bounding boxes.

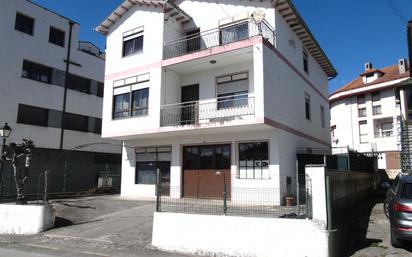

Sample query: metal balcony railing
[163,19,275,59]
[160,94,255,127]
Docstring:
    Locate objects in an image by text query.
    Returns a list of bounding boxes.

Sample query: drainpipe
[408,21,412,78]
[59,21,74,150]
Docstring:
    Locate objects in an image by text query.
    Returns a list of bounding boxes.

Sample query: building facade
[330,60,410,178]
[97,0,336,201]
[0,0,120,195]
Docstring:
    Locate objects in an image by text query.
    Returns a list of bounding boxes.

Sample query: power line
[384,0,408,23]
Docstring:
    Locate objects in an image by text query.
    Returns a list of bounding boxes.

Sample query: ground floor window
[238,141,269,179]
[135,146,171,186]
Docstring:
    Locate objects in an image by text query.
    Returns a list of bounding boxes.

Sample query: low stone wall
[152,212,330,257]
[0,204,55,234]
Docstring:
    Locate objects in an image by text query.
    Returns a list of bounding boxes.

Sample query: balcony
[163,19,275,60]
[160,94,255,127]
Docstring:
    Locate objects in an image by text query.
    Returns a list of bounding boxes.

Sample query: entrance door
[186,29,200,53]
[181,84,199,125]
[182,144,231,199]
[158,161,171,196]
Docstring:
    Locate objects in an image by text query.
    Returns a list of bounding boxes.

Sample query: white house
[96,0,337,201]
[0,0,120,193]
[330,60,410,178]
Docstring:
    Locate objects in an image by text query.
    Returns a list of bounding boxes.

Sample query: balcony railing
[161,94,255,127]
[374,131,395,138]
[163,19,275,59]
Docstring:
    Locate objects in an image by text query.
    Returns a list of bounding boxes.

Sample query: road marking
[24,243,60,250]
[81,251,111,257]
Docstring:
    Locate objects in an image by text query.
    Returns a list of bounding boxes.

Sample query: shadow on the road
[338,194,384,257]
[54,216,74,228]
[61,203,96,209]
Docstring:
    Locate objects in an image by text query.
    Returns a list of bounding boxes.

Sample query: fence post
[43,170,48,205]
[325,176,333,230]
[156,168,161,212]
[223,173,227,215]
[63,161,68,193]
[296,160,300,214]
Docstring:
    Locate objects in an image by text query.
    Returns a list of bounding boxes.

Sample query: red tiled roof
[330,64,410,97]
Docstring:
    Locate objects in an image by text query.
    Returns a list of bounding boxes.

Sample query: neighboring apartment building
[0,0,120,194]
[96,0,337,200]
[329,60,410,178]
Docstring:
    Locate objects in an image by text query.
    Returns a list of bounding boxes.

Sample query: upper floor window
[305,93,311,120]
[49,27,65,47]
[372,105,382,115]
[320,105,325,128]
[303,48,309,74]
[112,87,149,119]
[15,13,34,35]
[372,91,380,102]
[359,120,368,143]
[358,107,367,117]
[123,27,143,57]
[22,60,52,84]
[132,88,149,116]
[357,94,366,105]
[67,74,91,94]
[216,72,248,109]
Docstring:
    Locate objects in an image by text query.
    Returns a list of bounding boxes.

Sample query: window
[357,94,366,105]
[239,142,269,179]
[49,27,65,47]
[113,93,130,119]
[97,82,104,97]
[22,60,52,83]
[183,145,230,170]
[17,104,48,127]
[216,72,248,109]
[67,74,91,94]
[132,88,149,116]
[220,21,249,45]
[358,107,367,117]
[303,48,309,74]
[381,122,393,137]
[15,13,34,35]
[320,105,325,128]
[372,92,380,102]
[135,146,171,185]
[123,28,143,57]
[64,113,88,132]
[359,120,368,143]
[372,105,382,115]
[305,93,311,120]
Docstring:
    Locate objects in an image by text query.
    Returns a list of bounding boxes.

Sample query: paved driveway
[346,196,412,257]
[0,195,194,257]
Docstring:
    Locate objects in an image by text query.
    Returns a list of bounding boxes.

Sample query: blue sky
[31,0,412,93]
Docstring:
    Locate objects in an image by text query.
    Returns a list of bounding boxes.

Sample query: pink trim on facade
[105,61,162,81]
[104,37,262,81]
[264,117,330,146]
[162,37,262,67]
[263,40,329,102]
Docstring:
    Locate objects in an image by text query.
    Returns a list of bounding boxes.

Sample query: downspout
[59,21,74,150]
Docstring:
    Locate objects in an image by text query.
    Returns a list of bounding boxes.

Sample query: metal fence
[156,175,312,219]
[161,94,255,126]
[163,18,276,59]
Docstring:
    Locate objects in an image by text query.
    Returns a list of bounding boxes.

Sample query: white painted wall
[0,204,55,235]
[152,212,329,257]
[0,0,118,153]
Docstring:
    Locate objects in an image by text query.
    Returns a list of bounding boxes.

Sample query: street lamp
[0,122,12,199]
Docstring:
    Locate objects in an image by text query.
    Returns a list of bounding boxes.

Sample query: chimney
[399,58,408,74]
[408,21,412,77]
[364,62,373,71]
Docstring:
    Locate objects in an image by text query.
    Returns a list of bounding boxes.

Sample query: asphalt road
[0,196,194,257]
[347,196,412,257]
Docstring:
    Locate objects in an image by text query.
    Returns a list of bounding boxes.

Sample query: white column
[305,165,327,229]
[120,141,136,196]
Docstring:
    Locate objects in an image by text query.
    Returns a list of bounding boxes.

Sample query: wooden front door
[182,144,231,199]
[181,84,199,125]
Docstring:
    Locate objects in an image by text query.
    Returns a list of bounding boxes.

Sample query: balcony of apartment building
[158,18,274,132]
[162,18,275,66]
[372,117,401,150]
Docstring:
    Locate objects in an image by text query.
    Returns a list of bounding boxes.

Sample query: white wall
[152,212,329,257]
[0,0,118,153]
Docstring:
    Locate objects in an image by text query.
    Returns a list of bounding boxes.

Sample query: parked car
[383,173,412,247]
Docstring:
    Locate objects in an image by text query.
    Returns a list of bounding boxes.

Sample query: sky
[31,0,412,94]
